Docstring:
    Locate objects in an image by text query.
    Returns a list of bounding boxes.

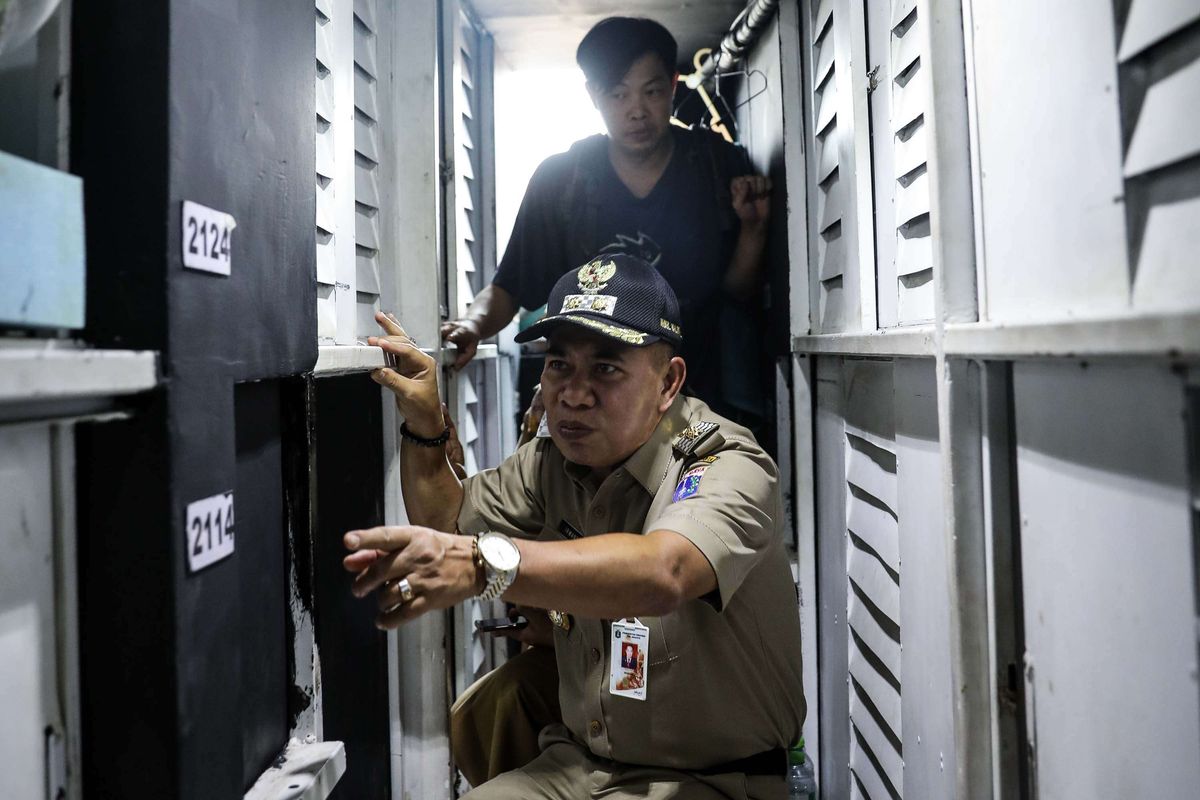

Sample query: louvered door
[802,0,875,333]
[441,0,505,698]
[843,361,904,799]
[1117,0,1200,313]
[314,0,383,344]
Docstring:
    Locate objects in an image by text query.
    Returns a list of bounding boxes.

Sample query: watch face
[480,534,519,571]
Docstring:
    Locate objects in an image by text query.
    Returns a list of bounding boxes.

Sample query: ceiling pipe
[684,0,780,89]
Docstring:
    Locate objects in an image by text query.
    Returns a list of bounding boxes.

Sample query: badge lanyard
[609,618,649,701]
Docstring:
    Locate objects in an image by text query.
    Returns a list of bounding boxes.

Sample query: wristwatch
[475,531,521,601]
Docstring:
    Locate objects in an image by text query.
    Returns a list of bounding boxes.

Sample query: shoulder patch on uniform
[672,421,720,457]
[672,464,709,503]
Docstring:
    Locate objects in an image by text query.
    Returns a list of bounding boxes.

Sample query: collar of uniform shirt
[560,398,691,493]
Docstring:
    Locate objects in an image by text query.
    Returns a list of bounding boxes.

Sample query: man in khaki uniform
[344,255,805,798]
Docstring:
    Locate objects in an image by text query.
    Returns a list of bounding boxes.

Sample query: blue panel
[0,150,85,329]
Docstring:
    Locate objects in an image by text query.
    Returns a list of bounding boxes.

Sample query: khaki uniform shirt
[458,396,805,770]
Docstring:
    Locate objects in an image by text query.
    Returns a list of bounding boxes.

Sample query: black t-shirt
[494,127,750,408]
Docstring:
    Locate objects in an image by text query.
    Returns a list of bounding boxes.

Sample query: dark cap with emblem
[514,253,684,348]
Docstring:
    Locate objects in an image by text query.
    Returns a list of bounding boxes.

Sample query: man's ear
[659,355,686,413]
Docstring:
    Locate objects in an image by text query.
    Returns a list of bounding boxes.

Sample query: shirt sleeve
[492,153,571,312]
[457,439,547,539]
[648,439,780,611]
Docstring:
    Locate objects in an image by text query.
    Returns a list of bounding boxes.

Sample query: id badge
[609,618,649,701]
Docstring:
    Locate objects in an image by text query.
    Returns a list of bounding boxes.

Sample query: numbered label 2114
[182,200,235,276]
[186,491,235,573]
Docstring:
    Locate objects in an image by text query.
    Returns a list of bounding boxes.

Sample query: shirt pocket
[645,615,680,667]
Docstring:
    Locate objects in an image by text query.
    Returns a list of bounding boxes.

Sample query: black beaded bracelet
[400,421,451,447]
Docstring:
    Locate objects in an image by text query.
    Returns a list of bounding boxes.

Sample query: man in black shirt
[441,16,770,420]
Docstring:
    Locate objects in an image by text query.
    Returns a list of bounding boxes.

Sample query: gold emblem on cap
[577,259,616,294]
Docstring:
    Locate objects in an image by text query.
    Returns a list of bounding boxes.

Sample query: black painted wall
[313,374,390,799]
[72,0,317,796]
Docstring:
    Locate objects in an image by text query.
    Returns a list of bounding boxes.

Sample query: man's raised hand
[368,311,443,437]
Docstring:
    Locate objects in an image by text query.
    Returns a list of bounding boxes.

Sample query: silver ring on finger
[398,577,415,603]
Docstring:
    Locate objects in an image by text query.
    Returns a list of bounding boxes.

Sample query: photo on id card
[609,618,648,701]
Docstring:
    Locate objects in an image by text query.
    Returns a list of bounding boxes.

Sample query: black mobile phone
[474,615,529,633]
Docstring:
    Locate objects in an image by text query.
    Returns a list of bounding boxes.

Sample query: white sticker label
[182,200,235,275]
[609,618,649,701]
[185,491,235,573]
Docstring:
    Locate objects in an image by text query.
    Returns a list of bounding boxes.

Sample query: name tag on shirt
[609,618,649,701]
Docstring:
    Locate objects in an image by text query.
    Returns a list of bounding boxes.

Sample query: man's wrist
[402,412,446,440]
[738,218,769,239]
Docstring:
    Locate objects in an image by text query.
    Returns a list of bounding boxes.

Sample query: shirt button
[589,720,602,737]
[591,647,601,663]
[592,506,605,518]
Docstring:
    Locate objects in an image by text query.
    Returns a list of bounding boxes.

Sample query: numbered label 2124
[186,491,235,573]
[182,200,235,276]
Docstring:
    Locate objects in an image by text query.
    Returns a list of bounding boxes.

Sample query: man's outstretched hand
[368,311,443,437]
[343,525,482,629]
[439,318,481,371]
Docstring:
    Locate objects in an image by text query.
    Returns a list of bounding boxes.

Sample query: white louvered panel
[890,1,932,326]
[844,421,897,461]
[813,0,834,37]
[354,114,379,164]
[458,172,476,212]
[851,781,868,800]
[817,132,839,183]
[456,269,477,318]
[817,171,845,241]
[851,677,903,789]
[895,169,929,231]
[457,208,476,253]
[316,122,335,179]
[354,160,380,208]
[897,269,935,321]
[818,225,846,275]
[891,81,924,137]
[815,34,836,88]
[462,402,479,445]
[355,292,379,337]
[355,204,378,251]
[1118,0,1200,62]
[317,287,337,340]
[819,278,845,330]
[845,433,898,510]
[352,9,377,79]
[894,225,930,279]
[848,547,900,624]
[814,78,839,135]
[315,0,332,19]
[316,177,335,234]
[316,230,335,285]
[850,715,903,800]
[352,0,374,29]
[457,239,477,278]
[850,733,898,800]
[316,70,335,125]
[848,490,899,572]
[352,69,379,121]
[893,122,926,181]
[462,379,479,406]
[1123,57,1200,179]
[848,595,902,706]
[819,233,845,282]
[890,17,920,77]
[357,247,380,294]
[316,17,334,72]
[890,0,917,28]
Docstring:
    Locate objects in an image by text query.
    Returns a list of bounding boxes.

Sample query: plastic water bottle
[787,739,817,799]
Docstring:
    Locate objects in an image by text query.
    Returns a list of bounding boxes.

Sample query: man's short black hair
[576,17,678,91]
